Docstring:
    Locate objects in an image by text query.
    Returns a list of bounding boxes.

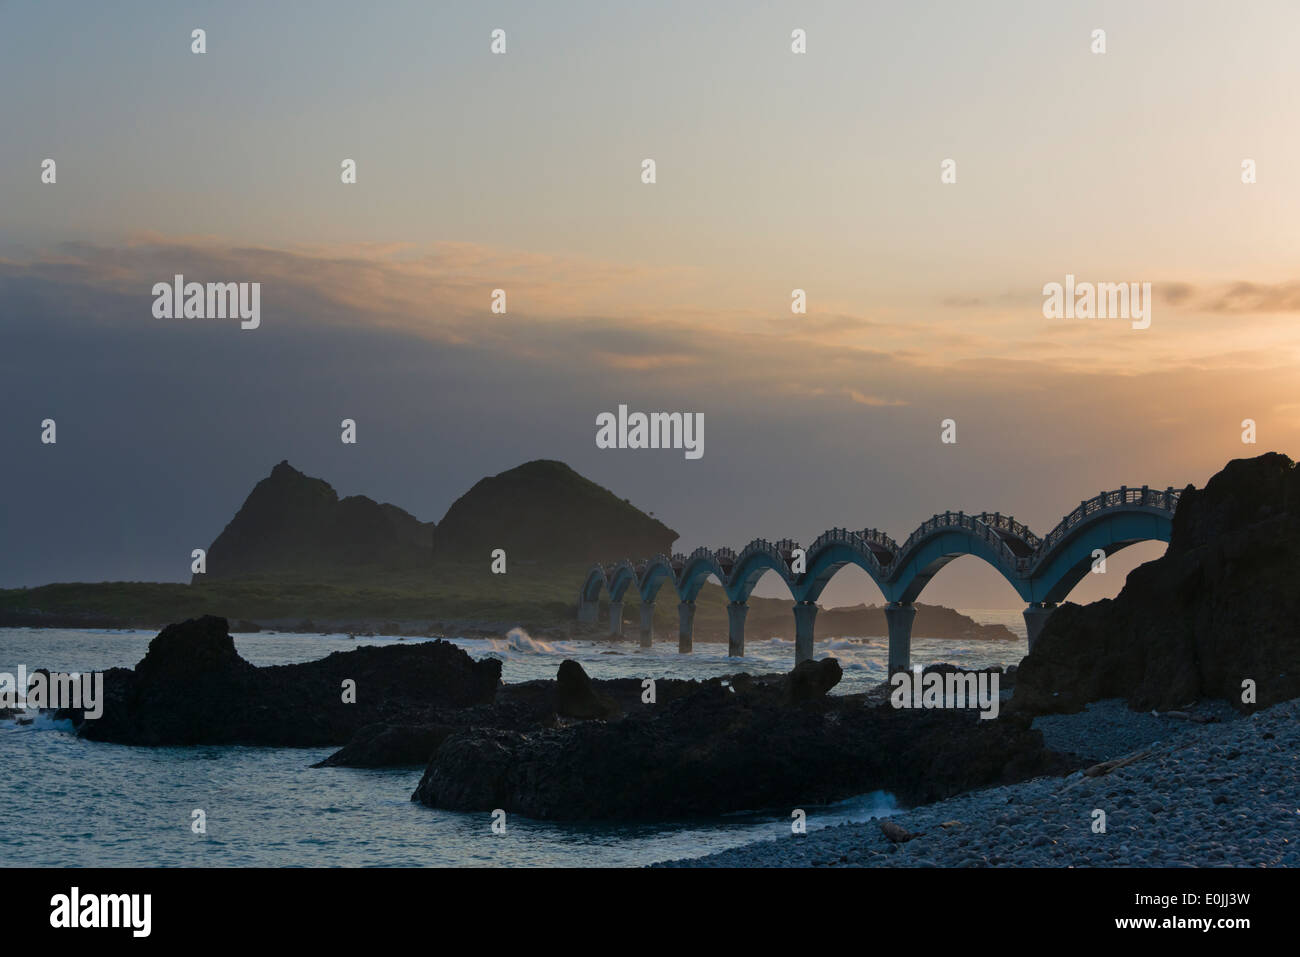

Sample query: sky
[2,0,1299,607]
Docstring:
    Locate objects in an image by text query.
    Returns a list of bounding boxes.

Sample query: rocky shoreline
[38,614,1057,819]
[659,697,1291,867]
[15,451,1299,866]
[409,661,1068,820]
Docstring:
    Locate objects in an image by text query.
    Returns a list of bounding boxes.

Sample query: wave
[816,789,899,824]
[463,628,569,658]
[0,711,77,734]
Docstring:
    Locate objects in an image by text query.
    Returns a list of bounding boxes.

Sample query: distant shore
[0,587,1017,643]
[0,607,1018,644]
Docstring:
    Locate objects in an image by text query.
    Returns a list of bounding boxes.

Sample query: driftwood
[1058,739,1200,794]
[880,820,919,843]
[1059,747,1157,793]
[1082,747,1157,777]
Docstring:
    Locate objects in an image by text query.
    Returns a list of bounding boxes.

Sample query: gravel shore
[658,697,1296,867]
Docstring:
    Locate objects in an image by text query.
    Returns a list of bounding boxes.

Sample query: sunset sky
[3,0,1299,607]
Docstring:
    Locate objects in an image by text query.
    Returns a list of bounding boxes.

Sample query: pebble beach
[661,697,1297,867]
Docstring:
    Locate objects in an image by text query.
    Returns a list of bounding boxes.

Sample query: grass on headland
[0,562,778,634]
[0,563,1002,642]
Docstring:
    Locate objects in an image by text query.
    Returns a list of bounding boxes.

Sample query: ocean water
[0,613,1027,867]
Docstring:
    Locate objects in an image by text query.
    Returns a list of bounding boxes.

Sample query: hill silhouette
[433,459,677,563]
[195,459,676,582]
[197,461,435,581]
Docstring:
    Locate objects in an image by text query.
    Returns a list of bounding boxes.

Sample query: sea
[0,610,1028,867]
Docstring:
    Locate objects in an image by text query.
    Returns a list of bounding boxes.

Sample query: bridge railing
[805,527,890,576]
[895,511,1024,573]
[773,537,801,559]
[731,538,791,579]
[859,527,899,553]
[1035,485,1181,558]
[600,484,1185,597]
[976,512,1042,548]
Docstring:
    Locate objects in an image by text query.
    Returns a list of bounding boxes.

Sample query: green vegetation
[0,562,581,629]
[0,563,786,635]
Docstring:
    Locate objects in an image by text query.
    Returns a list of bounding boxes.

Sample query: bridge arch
[796,532,891,604]
[889,519,1032,604]
[606,560,639,602]
[725,539,796,603]
[580,484,1184,662]
[638,555,678,603]
[677,549,726,602]
[579,564,608,604]
[1027,507,1173,603]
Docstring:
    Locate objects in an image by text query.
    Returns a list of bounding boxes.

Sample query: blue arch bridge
[578,485,1183,673]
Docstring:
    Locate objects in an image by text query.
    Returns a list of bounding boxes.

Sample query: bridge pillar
[793,602,818,664]
[726,602,748,657]
[639,601,655,648]
[677,601,695,653]
[577,599,599,624]
[884,602,916,676]
[1023,602,1057,652]
[608,601,624,638]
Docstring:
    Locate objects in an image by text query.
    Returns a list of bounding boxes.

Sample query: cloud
[7,237,1300,401]
[938,278,1300,316]
[780,384,909,407]
[846,390,908,407]
[3,237,1300,604]
[1199,280,1300,314]
[595,352,700,371]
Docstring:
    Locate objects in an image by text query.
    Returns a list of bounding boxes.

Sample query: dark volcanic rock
[312,723,456,768]
[79,615,501,746]
[556,659,620,719]
[411,674,1067,821]
[310,671,717,768]
[786,657,842,701]
[1013,453,1300,715]
[135,615,254,683]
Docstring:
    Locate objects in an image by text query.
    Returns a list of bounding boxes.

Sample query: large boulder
[312,671,690,769]
[79,616,502,746]
[311,723,456,768]
[1013,453,1300,714]
[412,674,1066,820]
[134,614,254,683]
[555,660,620,719]
[785,657,842,701]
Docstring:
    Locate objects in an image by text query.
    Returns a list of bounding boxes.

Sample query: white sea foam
[461,628,571,659]
[1,711,77,734]
[817,789,900,824]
